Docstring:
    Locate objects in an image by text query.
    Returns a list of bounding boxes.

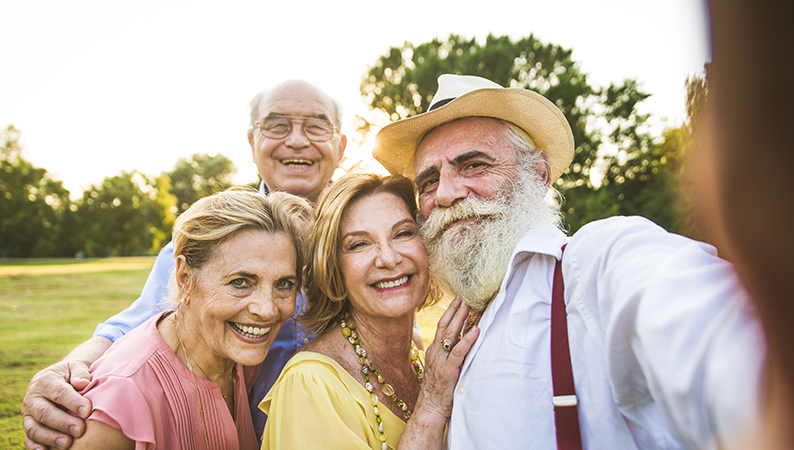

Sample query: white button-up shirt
[447,216,765,449]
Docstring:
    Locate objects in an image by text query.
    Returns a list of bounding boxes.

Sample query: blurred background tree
[360,34,705,236]
[74,171,176,257]
[0,125,73,257]
[167,153,237,214]
[0,144,236,257]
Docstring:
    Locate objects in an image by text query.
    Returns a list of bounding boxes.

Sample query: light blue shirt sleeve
[93,182,309,436]
[92,242,175,342]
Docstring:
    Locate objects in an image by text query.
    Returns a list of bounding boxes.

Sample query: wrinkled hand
[417,296,479,422]
[22,361,93,450]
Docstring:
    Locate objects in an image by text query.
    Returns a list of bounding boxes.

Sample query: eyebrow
[265,113,331,121]
[229,270,258,280]
[228,270,298,281]
[341,218,416,241]
[414,150,495,188]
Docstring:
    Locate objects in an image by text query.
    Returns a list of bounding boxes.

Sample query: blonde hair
[168,188,314,304]
[300,173,438,334]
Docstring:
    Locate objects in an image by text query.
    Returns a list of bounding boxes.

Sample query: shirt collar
[459,221,568,376]
[510,220,568,266]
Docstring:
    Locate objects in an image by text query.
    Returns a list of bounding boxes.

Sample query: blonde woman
[261,173,478,450]
[71,190,312,450]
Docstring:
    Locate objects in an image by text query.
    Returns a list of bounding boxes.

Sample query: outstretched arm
[568,216,765,449]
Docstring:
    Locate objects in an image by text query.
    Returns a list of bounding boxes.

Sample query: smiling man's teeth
[375,276,409,289]
[282,159,313,166]
[231,322,270,338]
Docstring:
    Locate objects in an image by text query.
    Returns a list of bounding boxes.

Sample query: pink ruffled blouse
[81,311,259,449]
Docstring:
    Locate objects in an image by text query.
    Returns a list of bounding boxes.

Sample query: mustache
[419,196,507,241]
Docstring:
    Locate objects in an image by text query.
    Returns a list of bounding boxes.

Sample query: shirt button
[457,385,465,395]
[303,337,310,344]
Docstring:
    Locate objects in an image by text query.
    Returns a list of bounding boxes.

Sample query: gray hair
[499,119,562,225]
[499,119,554,185]
[247,88,344,132]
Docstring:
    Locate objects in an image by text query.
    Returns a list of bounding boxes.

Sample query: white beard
[418,170,559,312]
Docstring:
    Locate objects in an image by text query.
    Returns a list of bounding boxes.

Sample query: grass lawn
[0,257,447,447]
[0,258,155,448]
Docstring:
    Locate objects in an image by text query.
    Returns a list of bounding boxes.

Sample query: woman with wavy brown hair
[260,173,478,450]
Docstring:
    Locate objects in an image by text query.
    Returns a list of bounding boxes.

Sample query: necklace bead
[341,316,423,449]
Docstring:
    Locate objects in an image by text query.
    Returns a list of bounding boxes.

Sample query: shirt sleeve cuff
[93,323,126,342]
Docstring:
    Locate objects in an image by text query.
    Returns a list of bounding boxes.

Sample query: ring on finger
[441,339,454,352]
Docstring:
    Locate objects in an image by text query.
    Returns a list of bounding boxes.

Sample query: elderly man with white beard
[373,74,766,450]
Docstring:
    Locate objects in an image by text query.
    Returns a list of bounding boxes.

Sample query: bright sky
[0,0,710,197]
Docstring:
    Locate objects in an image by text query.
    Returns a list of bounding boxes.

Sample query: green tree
[74,171,176,256]
[361,34,666,233]
[0,125,74,256]
[566,66,711,237]
[167,153,237,214]
[663,65,711,238]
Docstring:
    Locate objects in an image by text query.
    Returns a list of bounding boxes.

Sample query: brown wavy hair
[300,172,438,334]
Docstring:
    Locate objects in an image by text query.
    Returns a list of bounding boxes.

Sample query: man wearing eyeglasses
[21,79,347,450]
[248,80,347,204]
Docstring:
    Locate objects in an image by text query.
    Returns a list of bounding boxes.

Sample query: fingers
[433,296,471,350]
[27,362,93,419]
[23,414,72,450]
[67,364,91,393]
[414,299,479,422]
[449,325,479,360]
[24,436,48,450]
[22,362,92,449]
[444,297,470,340]
[433,296,463,335]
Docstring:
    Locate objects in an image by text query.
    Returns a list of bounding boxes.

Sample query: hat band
[429,97,455,111]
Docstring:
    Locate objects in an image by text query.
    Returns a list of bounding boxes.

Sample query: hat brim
[373,87,574,182]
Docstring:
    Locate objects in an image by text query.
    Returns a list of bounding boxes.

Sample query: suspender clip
[552,395,578,407]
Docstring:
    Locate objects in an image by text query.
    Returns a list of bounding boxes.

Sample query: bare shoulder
[70,419,135,450]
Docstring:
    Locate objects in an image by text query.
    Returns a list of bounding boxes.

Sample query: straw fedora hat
[373,74,574,182]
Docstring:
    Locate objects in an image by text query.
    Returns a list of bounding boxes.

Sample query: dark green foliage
[0,126,233,256]
[0,125,74,256]
[74,172,176,257]
[167,153,237,214]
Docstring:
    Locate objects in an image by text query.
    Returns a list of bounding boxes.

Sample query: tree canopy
[167,153,237,214]
[361,33,681,233]
[0,127,237,257]
[74,171,176,256]
[0,125,72,256]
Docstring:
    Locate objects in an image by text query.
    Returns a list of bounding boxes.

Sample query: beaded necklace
[340,315,423,450]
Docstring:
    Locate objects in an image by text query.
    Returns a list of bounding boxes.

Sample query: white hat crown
[429,74,503,110]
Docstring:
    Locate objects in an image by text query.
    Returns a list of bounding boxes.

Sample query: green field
[0,257,446,447]
[0,258,155,448]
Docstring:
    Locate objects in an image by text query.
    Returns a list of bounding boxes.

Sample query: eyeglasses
[254,115,338,142]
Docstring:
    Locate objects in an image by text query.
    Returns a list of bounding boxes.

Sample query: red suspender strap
[551,245,583,449]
